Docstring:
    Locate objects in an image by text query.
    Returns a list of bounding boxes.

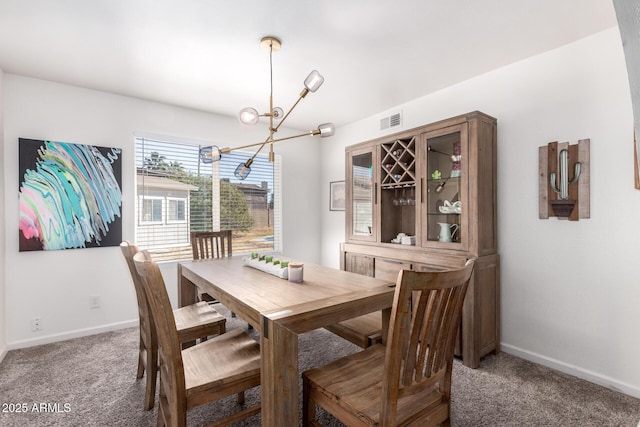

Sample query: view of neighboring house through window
[135,136,280,261]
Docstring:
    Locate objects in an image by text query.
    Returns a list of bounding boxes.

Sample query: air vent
[380,112,402,131]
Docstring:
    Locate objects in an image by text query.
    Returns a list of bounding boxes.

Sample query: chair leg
[157,407,165,427]
[236,391,245,405]
[137,347,145,379]
[144,347,158,410]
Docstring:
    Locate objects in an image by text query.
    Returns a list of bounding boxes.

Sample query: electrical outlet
[31,317,42,332]
[89,295,101,309]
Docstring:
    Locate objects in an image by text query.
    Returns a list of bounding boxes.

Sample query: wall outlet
[31,317,42,332]
[89,295,101,309]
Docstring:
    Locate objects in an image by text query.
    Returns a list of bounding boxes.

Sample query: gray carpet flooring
[1,306,639,427]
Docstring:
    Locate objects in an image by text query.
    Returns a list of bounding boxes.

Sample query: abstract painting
[18,138,123,251]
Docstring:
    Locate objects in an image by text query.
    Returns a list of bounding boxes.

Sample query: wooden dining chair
[120,241,227,410]
[190,230,232,304]
[134,249,261,427]
[302,259,475,427]
[190,230,254,328]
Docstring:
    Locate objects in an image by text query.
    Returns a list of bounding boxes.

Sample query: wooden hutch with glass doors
[341,111,499,368]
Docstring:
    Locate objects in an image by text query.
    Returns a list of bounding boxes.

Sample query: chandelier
[201,36,335,180]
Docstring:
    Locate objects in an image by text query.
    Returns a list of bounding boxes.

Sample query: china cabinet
[342,111,499,368]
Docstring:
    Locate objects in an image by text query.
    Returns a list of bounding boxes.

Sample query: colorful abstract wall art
[18,138,123,251]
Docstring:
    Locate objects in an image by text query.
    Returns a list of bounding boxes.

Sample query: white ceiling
[0,0,618,131]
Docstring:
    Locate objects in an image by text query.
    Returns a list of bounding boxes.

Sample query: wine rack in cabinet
[380,137,416,187]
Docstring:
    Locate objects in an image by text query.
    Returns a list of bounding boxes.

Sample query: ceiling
[0,1,619,131]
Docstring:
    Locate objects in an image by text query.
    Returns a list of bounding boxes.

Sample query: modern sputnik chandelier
[201,36,335,179]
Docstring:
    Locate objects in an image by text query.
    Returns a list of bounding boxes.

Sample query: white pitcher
[437,222,459,243]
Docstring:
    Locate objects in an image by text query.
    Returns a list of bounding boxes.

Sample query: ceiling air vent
[380,112,402,131]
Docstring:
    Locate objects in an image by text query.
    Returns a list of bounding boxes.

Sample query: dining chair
[190,230,232,304]
[191,230,254,328]
[120,241,227,410]
[134,249,261,427]
[302,259,475,427]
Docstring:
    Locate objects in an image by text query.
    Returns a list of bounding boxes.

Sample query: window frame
[166,197,188,224]
[138,196,164,225]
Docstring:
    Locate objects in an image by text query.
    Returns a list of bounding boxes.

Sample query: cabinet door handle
[420,178,424,203]
[374,183,378,204]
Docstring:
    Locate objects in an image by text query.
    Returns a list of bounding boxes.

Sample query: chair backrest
[380,259,475,425]
[191,230,232,260]
[120,241,155,343]
[134,250,187,426]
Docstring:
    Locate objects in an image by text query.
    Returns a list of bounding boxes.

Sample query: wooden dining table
[178,256,395,426]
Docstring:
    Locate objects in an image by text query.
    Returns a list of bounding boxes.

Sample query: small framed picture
[330,181,345,211]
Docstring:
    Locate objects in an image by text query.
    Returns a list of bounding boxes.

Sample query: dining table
[177,256,396,426]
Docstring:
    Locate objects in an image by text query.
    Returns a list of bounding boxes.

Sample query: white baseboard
[502,343,640,399]
[0,344,7,365]
[6,319,138,351]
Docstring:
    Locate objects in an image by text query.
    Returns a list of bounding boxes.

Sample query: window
[135,135,280,261]
[167,198,187,223]
[140,197,163,223]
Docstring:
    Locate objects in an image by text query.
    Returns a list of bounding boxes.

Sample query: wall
[3,74,321,348]
[321,27,640,398]
[0,68,6,362]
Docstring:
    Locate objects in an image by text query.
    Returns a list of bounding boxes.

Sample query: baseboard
[0,344,7,365]
[502,343,640,399]
[7,319,138,351]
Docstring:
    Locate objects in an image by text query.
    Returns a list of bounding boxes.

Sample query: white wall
[321,27,640,398]
[0,68,6,362]
[3,74,321,348]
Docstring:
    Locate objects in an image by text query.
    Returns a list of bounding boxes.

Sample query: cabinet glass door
[348,149,376,241]
[422,124,468,251]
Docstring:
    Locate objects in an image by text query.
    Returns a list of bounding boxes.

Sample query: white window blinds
[135,136,280,262]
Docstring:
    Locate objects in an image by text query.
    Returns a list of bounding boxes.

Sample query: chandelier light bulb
[304,70,325,93]
[234,162,252,180]
[272,107,284,120]
[318,123,335,138]
[199,146,221,164]
[239,107,260,126]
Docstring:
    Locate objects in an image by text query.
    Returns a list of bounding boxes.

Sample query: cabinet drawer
[374,258,411,282]
[345,253,374,277]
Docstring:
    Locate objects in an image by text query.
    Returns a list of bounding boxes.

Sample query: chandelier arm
[223,129,320,156]
[272,94,305,132]
[268,130,319,143]
[242,135,272,166]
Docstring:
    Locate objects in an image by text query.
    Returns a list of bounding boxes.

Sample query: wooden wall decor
[539,139,590,221]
